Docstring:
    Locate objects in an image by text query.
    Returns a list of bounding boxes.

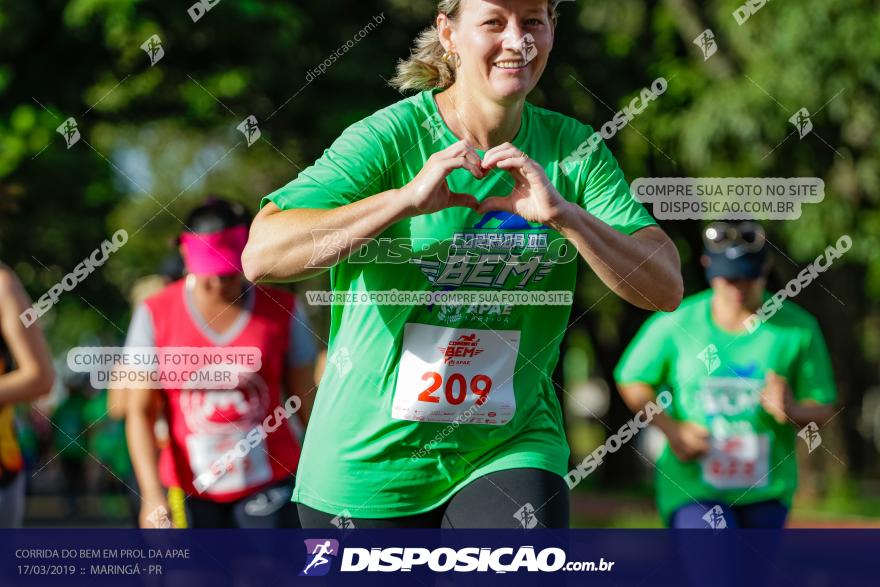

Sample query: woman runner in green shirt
[244,0,683,528]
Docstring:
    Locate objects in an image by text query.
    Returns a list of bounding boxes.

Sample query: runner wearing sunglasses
[702,221,766,255]
[615,221,837,528]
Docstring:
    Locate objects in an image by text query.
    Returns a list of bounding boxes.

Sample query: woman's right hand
[400,140,484,216]
[666,421,710,462]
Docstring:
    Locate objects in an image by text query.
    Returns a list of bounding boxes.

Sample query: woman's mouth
[494,59,529,70]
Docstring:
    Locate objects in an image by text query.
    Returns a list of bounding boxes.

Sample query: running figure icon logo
[702,505,728,530]
[329,346,354,377]
[331,510,356,530]
[514,503,538,529]
[798,421,822,453]
[300,539,340,577]
[237,115,261,146]
[789,108,813,139]
[517,33,537,65]
[145,505,172,529]
[56,117,80,149]
[421,112,446,142]
[140,34,164,66]
[697,344,721,374]
[693,29,717,60]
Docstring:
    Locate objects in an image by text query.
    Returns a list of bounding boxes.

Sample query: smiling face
[438,0,554,102]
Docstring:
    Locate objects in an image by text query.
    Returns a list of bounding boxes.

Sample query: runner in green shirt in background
[615,221,837,528]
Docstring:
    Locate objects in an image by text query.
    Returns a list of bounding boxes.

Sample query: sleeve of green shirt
[791,318,837,405]
[577,136,657,236]
[261,118,391,211]
[614,312,676,387]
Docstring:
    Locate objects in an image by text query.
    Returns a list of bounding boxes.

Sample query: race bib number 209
[391,324,519,426]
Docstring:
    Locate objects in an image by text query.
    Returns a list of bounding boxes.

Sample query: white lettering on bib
[699,377,770,490]
[392,323,519,426]
[186,430,272,495]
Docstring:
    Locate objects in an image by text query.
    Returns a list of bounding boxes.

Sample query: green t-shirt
[615,290,836,523]
[84,392,132,479]
[52,392,88,462]
[264,88,656,517]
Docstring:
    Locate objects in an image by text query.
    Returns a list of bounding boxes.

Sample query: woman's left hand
[476,143,568,225]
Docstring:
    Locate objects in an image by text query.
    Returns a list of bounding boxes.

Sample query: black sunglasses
[702,222,766,254]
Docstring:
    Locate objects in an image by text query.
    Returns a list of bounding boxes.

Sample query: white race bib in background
[701,433,770,490]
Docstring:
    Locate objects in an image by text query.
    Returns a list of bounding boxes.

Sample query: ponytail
[390,0,462,92]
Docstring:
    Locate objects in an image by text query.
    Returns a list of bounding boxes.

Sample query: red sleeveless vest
[144,279,300,502]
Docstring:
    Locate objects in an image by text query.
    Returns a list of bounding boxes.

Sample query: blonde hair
[390,0,559,93]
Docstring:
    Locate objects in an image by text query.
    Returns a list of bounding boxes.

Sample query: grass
[570,481,880,528]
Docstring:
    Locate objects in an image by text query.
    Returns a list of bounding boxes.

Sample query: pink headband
[180,225,248,276]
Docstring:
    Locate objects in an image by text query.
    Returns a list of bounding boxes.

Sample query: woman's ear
[700,254,710,269]
[436,13,455,53]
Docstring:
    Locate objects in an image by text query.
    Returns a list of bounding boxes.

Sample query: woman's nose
[501,25,527,52]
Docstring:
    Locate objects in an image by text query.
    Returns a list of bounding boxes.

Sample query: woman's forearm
[619,382,677,437]
[125,406,165,500]
[106,387,127,421]
[0,266,55,403]
[548,201,683,311]
[242,189,413,282]
[0,368,55,404]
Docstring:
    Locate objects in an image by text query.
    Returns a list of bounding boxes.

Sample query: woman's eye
[525,18,544,26]
[482,19,502,26]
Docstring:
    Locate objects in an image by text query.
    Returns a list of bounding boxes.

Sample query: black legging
[185,479,301,528]
[297,468,569,529]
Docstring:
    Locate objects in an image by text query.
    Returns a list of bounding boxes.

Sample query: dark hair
[183,197,252,235]
[158,252,185,281]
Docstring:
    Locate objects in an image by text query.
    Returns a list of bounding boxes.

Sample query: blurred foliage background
[1,0,879,525]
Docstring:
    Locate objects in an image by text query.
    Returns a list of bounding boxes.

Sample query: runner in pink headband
[180,225,249,276]
[126,197,313,530]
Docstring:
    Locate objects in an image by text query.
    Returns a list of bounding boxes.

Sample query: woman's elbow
[241,222,281,282]
[30,367,55,399]
[634,229,683,312]
[241,241,266,283]
[658,274,684,312]
[640,265,683,312]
